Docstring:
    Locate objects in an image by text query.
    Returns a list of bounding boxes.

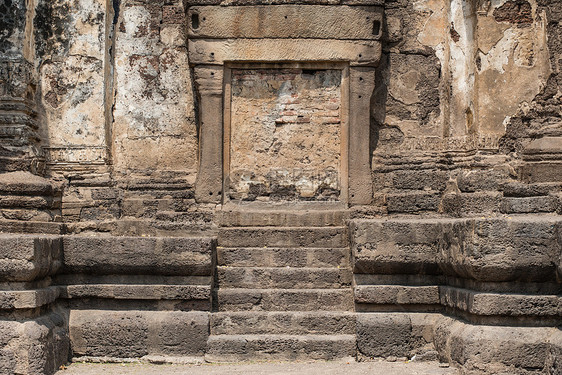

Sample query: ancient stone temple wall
[0,0,561,374]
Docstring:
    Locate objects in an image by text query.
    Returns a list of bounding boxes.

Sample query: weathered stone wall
[1,0,561,374]
[35,0,108,168]
[1,0,559,214]
[112,0,197,176]
[229,68,342,202]
[367,0,560,216]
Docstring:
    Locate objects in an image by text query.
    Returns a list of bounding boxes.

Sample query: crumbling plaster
[381,0,551,153]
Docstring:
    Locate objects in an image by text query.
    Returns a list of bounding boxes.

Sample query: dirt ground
[56,360,460,375]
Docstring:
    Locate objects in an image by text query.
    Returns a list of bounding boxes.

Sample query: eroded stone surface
[229,68,342,201]
[1,0,561,374]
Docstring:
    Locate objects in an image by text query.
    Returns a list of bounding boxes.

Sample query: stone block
[391,169,448,191]
[444,217,562,282]
[0,235,62,282]
[69,310,209,359]
[457,169,511,193]
[218,227,347,248]
[205,334,356,362]
[354,285,439,305]
[434,316,555,374]
[351,217,562,282]
[500,196,559,213]
[386,191,441,213]
[217,288,354,311]
[351,219,446,275]
[63,236,215,276]
[187,5,383,40]
[217,247,349,268]
[210,311,356,335]
[356,313,437,358]
[217,266,351,289]
[0,311,69,375]
[520,162,562,183]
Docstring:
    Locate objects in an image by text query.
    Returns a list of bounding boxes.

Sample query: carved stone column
[193,65,224,203]
[349,67,376,205]
[0,59,40,173]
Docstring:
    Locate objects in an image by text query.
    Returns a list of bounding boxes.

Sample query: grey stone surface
[0,311,69,375]
[433,316,561,375]
[356,313,437,359]
[69,310,209,359]
[206,334,356,362]
[217,247,349,268]
[63,236,215,276]
[0,234,62,282]
[219,227,347,248]
[210,311,356,335]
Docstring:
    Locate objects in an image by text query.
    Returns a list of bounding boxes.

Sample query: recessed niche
[227,68,343,201]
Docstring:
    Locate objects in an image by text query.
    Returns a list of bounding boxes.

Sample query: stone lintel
[187,5,383,40]
[184,0,384,6]
[188,39,382,67]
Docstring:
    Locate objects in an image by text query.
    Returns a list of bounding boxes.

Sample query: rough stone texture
[62,236,215,275]
[112,0,198,175]
[36,0,109,168]
[433,315,561,375]
[229,68,342,201]
[0,311,70,375]
[1,0,562,373]
[357,313,437,359]
[0,234,62,282]
[69,310,209,359]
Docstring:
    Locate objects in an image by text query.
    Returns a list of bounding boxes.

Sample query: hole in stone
[211,72,215,76]
[373,20,381,36]
[284,15,288,19]
[359,77,363,81]
[358,54,362,58]
[210,52,215,58]
[191,13,199,29]
[209,192,213,196]
[302,69,319,75]
[358,95,362,98]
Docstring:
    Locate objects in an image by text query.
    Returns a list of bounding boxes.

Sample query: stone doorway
[187,3,383,205]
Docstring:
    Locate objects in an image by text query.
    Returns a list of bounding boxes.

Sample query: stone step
[60,284,211,302]
[217,288,354,312]
[354,285,440,305]
[0,286,60,310]
[107,219,215,237]
[217,247,349,268]
[217,266,352,289]
[500,196,560,214]
[210,311,356,335]
[218,227,347,248]
[205,334,356,362]
[0,234,62,282]
[0,171,55,196]
[63,235,215,276]
[0,219,64,234]
[218,207,348,227]
[69,310,209,359]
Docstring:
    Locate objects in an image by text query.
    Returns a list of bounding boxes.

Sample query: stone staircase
[206,204,356,362]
